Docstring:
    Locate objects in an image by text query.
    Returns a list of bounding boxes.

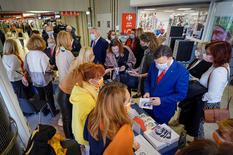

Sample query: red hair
[206,41,232,67]
[76,63,105,87]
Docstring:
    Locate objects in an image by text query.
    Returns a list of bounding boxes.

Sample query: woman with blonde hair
[70,63,105,147]
[84,82,134,155]
[56,31,75,81]
[56,47,95,139]
[69,47,95,72]
[2,39,28,98]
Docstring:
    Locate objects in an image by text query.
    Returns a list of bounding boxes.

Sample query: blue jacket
[144,60,189,124]
[91,37,109,65]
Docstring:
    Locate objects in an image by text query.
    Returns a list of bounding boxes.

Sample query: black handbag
[179,80,207,110]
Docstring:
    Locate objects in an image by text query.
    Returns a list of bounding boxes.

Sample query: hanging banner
[122,13,136,34]
[61,11,80,16]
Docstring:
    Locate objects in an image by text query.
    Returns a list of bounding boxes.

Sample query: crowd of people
[1,20,233,154]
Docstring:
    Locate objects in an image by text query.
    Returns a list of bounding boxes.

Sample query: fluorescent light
[177,8,192,11]
[143,8,156,11]
[23,13,35,17]
[28,11,51,13]
[163,10,174,13]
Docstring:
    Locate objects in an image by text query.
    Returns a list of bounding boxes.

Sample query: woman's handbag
[204,66,231,123]
[204,97,231,123]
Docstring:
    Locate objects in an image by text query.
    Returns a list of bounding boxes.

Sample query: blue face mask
[156,63,168,70]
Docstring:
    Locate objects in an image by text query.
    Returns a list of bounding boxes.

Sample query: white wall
[96,13,112,38]
[118,0,136,31]
[0,0,89,11]
[130,0,211,7]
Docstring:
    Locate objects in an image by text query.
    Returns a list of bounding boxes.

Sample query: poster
[211,16,233,45]
[122,13,136,34]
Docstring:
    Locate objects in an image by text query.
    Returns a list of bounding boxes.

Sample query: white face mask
[47,31,54,37]
[48,43,55,48]
[129,34,135,39]
[156,63,168,71]
[111,35,116,40]
[90,34,96,41]
[203,54,214,63]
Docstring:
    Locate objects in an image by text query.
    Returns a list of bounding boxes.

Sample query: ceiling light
[23,13,35,17]
[177,8,192,11]
[163,10,174,13]
[143,8,156,11]
[28,11,51,13]
[86,11,90,15]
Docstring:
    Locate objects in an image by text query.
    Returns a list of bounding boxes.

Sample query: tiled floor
[25,85,233,141]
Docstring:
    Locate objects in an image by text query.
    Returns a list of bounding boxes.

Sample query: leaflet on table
[139,98,153,110]
[134,135,161,155]
[143,124,180,151]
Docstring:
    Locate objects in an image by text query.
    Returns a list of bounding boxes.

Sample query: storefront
[137,4,209,39]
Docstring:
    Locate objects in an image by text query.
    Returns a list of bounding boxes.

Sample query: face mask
[47,31,54,37]
[203,54,213,63]
[90,34,96,41]
[111,35,116,40]
[48,43,55,48]
[129,34,135,39]
[156,63,168,71]
[90,78,104,90]
[195,50,200,58]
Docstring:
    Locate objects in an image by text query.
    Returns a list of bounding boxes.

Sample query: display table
[131,104,178,155]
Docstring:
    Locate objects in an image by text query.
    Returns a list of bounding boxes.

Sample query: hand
[143,93,150,98]
[133,142,140,151]
[119,66,126,72]
[150,97,161,106]
[105,68,114,75]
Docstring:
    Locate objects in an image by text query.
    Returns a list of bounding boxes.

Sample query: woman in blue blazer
[144,45,189,124]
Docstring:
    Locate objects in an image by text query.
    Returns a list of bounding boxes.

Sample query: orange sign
[122,13,136,34]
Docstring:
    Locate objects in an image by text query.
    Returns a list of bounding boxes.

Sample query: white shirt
[200,65,229,103]
[25,50,53,86]
[56,47,75,81]
[2,54,23,82]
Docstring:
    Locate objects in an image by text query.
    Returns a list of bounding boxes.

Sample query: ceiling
[130,0,212,7]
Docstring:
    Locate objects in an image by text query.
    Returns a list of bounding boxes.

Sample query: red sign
[61,11,80,16]
[122,13,136,34]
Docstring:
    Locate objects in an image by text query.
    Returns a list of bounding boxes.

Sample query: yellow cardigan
[70,82,97,145]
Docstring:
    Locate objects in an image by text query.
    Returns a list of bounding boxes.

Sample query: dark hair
[107,30,115,40]
[154,45,173,59]
[140,32,159,52]
[177,140,218,155]
[108,39,124,55]
[205,41,232,67]
[32,30,40,35]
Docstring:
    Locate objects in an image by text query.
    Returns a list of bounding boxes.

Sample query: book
[143,124,180,150]
[134,135,161,155]
[139,98,153,110]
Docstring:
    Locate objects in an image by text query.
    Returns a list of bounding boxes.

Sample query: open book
[134,135,161,155]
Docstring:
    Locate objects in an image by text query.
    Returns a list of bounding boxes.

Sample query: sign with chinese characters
[122,13,136,34]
